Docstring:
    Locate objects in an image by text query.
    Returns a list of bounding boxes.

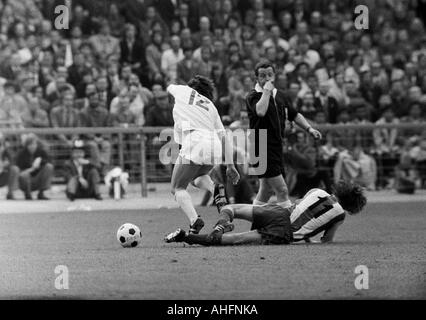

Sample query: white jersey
[167,84,225,165]
[167,84,225,145]
[290,189,346,241]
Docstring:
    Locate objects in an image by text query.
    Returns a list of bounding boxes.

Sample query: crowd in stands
[1,0,426,200]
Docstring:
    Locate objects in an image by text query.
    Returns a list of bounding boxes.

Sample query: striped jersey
[290,188,346,242]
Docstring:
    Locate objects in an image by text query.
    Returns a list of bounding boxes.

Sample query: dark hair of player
[187,75,215,101]
[254,61,276,77]
[333,180,367,214]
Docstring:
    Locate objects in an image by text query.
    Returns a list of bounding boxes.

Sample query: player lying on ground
[165,181,367,245]
[167,75,240,235]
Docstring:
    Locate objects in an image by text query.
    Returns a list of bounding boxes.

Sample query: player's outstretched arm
[320,220,344,243]
[293,113,322,140]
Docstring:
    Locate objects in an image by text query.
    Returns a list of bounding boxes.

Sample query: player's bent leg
[171,159,205,232]
[165,229,263,246]
[267,175,291,207]
[225,204,253,222]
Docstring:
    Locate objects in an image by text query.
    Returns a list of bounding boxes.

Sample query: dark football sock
[184,234,222,246]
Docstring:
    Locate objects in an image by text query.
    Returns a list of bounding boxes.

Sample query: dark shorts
[257,146,285,179]
[251,204,293,245]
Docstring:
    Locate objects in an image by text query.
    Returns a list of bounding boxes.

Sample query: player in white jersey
[165,181,367,245]
[167,75,240,234]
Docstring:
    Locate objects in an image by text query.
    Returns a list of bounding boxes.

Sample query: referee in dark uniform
[246,61,322,208]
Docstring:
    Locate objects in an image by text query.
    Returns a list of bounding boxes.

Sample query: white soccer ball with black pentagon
[117,223,142,248]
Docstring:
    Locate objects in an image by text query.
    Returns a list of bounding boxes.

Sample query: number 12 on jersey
[188,90,209,111]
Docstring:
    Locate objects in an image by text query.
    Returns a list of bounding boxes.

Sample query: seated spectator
[409,133,426,187]
[31,85,51,113]
[127,85,146,126]
[297,91,318,121]
[64,140,102,201]
[333,146,377,190]
[120,23,148,86]
[263,24,289,51]
[177,46,196,85]
[401,102,425,138]
[284,131,333,198]
[95,76,113,110]
[111,90,137,127]
[128,73,154,107]
[75,83,96,111]
[395,138,422,194]
[372,105,401,188]
[89,19,120,65]
[146,31,166,83]
[16,133,54,200]
[394,162,418,194]
[0,133,19,200]
[22,95,49,128]
[75,68,94,100]
[79,90,112,172]
[161,35,184,83]
[192,47,213,78]
[145,90,174,128]
[314,81,339,123]
[0,81,27,128]
[50,90,81,147]
[295,36,320,70]
[45,66,73,98]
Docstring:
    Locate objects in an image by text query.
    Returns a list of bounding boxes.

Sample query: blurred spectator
[0,132,19,200]
[64,140,102,201]
[372,106,401,188]
[50,90,80,147]
[146,31,166,82]
[79,90,112,171]
[16,133,54,200]
[177,46,196,84]
[193,47,213,78]
[120,23,149,86]
[145,91,173,128]
[110,89,137,127]
[334,146,377,190]
[314,80,339,123]
[95,76,113,110]
[0,81,27,128]
[89,19,120,65]
[284,131,333,197]
[408,133,426,187]
[161,35,184,82]
[22,95,49,128]
[297,91,317,121]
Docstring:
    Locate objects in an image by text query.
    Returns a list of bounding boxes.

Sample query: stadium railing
[1,123,425,197]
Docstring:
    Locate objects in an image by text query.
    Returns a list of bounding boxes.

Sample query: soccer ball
[117,223,142,248]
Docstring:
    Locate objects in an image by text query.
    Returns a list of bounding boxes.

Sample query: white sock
[175,190,198,225]
[277,200,292,209]
[253,199,266,205]
[192,175,214,194]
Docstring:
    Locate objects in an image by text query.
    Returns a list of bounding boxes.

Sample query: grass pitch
[0,201,425,299]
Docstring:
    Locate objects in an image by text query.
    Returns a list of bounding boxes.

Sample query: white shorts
[179,131,223,165]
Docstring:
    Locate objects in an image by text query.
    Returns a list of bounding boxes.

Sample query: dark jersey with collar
[246,88,298,148]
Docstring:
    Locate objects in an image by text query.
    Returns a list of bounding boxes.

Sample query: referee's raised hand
[307,127,322,140]
[263,80,275,92]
